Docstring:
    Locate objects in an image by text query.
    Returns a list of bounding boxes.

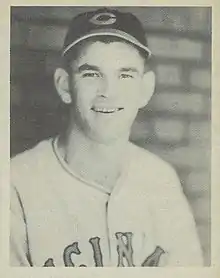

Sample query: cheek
[75,78,103,93]
[119,80,143,104]
[73,80,100,107]
[74,93,92,114]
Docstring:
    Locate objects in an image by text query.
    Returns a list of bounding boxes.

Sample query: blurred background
[10,7,211,265]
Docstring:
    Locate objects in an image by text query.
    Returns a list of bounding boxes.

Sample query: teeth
[92,107,121,113]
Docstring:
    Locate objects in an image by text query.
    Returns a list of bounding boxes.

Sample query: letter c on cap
[90,12,116,25]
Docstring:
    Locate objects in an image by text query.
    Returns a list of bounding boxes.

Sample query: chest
[24,178,166,267]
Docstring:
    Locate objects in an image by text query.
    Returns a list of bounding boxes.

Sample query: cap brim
[62,28,152,59]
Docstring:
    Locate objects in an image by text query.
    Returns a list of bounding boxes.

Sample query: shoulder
[127,144,193,226]
[11,138,55,185]
[11,138,53,166]
[129,143,178,180]
[129,144,182,198]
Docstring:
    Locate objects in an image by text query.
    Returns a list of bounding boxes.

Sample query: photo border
[1,0,219,277]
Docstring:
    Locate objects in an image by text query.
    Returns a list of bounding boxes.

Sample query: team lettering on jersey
[44,232,165,267]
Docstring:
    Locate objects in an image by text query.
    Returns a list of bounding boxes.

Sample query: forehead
[69,38,145,69]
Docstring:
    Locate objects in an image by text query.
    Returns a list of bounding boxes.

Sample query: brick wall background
[10,7,211,265]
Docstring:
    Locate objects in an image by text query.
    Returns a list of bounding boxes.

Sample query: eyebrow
[77,64,100,73]
[119,67,140,74]
[77,64,140,74]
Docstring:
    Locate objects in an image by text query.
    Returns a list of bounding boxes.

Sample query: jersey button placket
[105,195,112,265]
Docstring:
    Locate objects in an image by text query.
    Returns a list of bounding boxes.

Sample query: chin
[87,130,129,145]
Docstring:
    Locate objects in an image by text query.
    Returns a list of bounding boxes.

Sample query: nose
[99,76,117,98]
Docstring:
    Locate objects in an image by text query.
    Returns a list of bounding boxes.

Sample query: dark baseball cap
[62,8,152,59]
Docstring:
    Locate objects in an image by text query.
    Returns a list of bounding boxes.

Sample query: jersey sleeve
[151,167,204,266]
[10,185,31,266]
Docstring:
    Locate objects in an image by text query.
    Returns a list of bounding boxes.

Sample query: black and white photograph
[10,6,211,267]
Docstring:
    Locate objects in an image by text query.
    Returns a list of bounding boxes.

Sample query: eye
[120,73,134,79]
[82,71,101,78]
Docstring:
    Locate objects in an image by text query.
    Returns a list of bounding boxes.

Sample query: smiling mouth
[91,107,124,114]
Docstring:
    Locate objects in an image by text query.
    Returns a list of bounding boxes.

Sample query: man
[10,8,203,267]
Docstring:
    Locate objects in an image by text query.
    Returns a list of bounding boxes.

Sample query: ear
[54,68,72,104]
[139,70,156,108]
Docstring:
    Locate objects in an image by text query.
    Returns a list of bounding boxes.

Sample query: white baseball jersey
[10,137,203,267]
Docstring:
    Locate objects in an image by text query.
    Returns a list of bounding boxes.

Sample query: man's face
[67,40,147,143]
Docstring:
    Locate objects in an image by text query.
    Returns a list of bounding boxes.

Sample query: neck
[57,125,129,191]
